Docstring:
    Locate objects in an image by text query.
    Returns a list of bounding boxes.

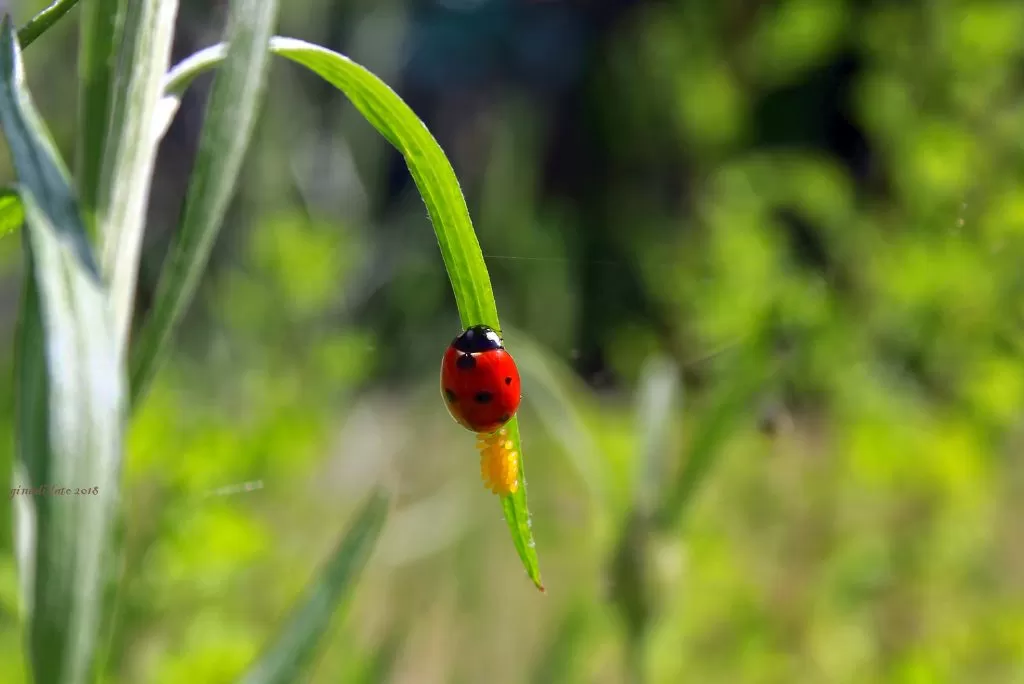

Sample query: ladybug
[440,325,522,434]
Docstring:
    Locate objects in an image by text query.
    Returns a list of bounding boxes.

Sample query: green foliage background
[1,0,1023,682]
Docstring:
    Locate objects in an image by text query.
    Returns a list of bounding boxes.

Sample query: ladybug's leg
[476,428,519,496]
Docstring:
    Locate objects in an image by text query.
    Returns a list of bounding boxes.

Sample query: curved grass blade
[153,36,544,590]
[156,38,497,327]
[0,17,125,684]
[0,186,24,237]
[128,0,278,404]
[239,490,390,684]
[17,0,82,49]
[498,417,543,590]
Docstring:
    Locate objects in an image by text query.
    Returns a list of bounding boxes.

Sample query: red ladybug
[440,325,522,434]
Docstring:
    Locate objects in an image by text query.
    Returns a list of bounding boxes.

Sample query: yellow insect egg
[476,428,519,496]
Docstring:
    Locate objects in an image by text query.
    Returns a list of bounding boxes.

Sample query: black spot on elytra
[499,413,510,423]
[456,353,476,370]
[504,376,512,385]
[444,388,457,403]
[474,391,494,404]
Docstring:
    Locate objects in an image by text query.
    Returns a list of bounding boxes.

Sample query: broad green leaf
[129,0,279,403]
[96,0,179,355]
[239,490,390,684]
[0,18,125,684]
[82,2,177,672]
[76,0,126,222]
[152,36,545,590]
[0,186,24,237]
[17,0,82,49]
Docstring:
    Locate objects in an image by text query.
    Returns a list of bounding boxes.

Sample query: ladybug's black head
[452,325,503,353]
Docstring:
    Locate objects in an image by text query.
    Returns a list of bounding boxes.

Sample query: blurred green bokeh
[1,0,1023,682]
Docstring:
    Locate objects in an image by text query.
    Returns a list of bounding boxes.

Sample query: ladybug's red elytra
[440,325,522,434]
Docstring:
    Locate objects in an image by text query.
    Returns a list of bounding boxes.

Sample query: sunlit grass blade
[95,0,179,356]
[76,0,125,223]
[497,416,543,589]
[128,0,278,404]
[239,490,390,684]
[0,186,24,237]
[154,35,544,590]
[0,17,125,684]
[156,38,497,328]
[17,0,82,49]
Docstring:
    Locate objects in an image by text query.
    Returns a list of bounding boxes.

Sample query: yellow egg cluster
[477,428,519,496]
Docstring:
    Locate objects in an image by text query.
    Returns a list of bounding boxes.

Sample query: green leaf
[152,35,545,591]
[129,0,279,403]
[82,4,173,664]
[0,17,125,684]
[0,186,24,237]
[239,490,390,684]
[17,0,82,49]
[95,0,179,355]
[155,38,498,327]
[76,0,126,222]
[499,417,544,590]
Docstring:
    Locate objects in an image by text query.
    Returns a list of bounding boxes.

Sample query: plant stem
[17,0,81,48]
